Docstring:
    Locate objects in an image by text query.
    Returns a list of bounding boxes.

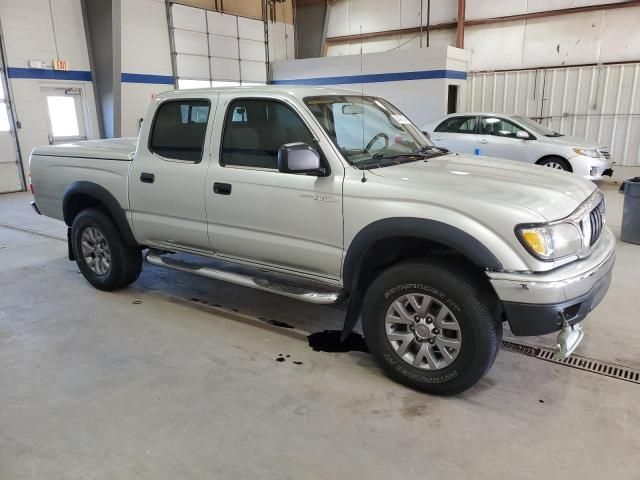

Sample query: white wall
[324,0,640,72]
[272,46,470,127]
[120,0,173,137]
[0,0,99,182]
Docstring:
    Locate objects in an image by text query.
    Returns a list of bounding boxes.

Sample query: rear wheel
[71,208,142,291]
[361,260,502,395]
[538,156,571,172]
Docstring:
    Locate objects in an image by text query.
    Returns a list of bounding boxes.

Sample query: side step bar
[146,251,344,305]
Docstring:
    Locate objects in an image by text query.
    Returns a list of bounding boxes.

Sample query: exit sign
[53,59,69,71]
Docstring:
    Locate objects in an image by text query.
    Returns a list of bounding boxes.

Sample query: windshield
[304,95,442,167]
[512,115,563,137]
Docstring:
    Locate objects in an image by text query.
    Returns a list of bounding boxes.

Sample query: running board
[145,251,344,305]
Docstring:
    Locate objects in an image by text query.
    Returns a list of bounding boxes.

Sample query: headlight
[516,222,584,261]
[573,148,600,158]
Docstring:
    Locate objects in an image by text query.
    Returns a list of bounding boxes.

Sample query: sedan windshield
[512,115,563,137]
[304,95,443,167]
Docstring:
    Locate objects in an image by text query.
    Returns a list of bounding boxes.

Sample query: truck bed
[31,138,138,161]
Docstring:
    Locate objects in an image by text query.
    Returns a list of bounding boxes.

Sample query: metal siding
[466,63,640,166]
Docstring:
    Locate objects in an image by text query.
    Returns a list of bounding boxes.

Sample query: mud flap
[340,291,362,342]
[67,227,75,261]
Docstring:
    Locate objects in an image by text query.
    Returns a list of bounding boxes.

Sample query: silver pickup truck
[29,86,615,394]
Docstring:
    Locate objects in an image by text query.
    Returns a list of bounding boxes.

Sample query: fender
[339,218,503,340]
[343,217,503,292]
[62,181,138,247]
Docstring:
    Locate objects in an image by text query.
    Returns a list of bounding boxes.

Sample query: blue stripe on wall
[7,67,92,81]
[121,73,174,85]
[272,69,467,86]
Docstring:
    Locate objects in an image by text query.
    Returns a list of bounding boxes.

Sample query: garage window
[149,100,210,162]
[435,116,477,134]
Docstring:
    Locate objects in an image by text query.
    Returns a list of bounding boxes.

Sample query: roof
[156,85,365,101]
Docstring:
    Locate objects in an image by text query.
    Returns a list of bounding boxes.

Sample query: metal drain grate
[501,341,640,385]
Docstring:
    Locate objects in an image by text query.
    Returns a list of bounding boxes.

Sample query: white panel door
[0,130,22,193]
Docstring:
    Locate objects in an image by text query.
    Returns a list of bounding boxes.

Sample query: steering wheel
[364,133,390,153]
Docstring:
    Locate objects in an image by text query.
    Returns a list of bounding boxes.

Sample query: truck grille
[589,199,605,246]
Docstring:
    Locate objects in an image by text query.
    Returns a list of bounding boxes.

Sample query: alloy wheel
[385,293,462,370]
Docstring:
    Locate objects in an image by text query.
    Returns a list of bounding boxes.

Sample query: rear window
[149,100,210,162]
[435,116,477,134]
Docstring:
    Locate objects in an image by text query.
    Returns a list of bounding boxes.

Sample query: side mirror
[278,142,326,176]
[516,130,531,140]
[422,130,431,140]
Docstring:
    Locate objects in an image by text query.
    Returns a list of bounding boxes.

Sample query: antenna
[360,25,367,183]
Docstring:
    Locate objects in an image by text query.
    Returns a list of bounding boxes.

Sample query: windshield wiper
[416,145,449,155]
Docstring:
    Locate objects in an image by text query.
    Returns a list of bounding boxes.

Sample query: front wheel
[538,156,571,172]
[361,260,502,395]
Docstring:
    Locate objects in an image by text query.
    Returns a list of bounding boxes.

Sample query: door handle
[478,138,489,144]
[432,137,443,141]
[140,172,155,183]
[213,182,232,195]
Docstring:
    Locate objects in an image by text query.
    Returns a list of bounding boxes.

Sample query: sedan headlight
[516,222,585,261]
[573,148,600,158]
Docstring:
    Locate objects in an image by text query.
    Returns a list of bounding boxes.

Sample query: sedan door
[476,116,533,162]
[429,115,478,154]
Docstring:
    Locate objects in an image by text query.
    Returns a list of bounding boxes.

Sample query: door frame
[0,18,26,191]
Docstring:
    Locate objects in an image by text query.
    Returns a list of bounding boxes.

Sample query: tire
[538,156,571,172]
[71,208,142,291]
[361,259,502,395]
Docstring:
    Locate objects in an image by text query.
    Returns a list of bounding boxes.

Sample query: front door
[41,86,88,145]
[477,116,532,161]
[129,96,217,253]
[205,95,344,280]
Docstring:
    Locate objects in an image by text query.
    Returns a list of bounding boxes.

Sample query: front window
[512,115,563,137]
[480,116,529,138]
[305,95,441,167]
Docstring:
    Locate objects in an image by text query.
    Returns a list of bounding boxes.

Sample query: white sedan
[422,113,614,180]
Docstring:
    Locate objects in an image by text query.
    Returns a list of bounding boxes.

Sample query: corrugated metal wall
[466,63,640,166]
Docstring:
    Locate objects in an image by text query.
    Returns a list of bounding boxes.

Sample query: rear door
[129,95,217,253]
[477,116,533,161]
[430,115,478,154]
[204,94,344,280]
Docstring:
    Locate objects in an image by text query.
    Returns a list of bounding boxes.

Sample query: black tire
[538,156,571,172]
[361,260,502,395]
[71,208,142,291]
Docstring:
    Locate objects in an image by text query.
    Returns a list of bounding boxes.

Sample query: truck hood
[31,138,138,161]
[369,153,596,221]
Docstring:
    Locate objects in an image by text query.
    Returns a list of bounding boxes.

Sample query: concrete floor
[1,168,639,479]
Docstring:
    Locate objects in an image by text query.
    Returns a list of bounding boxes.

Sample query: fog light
[590,166,598,176]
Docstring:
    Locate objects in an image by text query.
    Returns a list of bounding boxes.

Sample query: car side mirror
[278,142,327,176]
[516,130,531,140]
[422,130,431,140]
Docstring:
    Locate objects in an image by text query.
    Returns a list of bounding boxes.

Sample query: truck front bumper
[487,227,616,336]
